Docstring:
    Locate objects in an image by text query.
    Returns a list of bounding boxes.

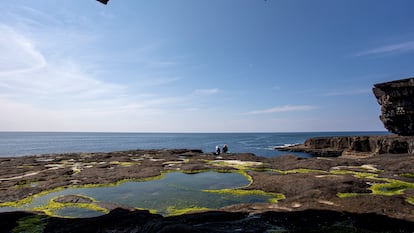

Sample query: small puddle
[1,171,275,217]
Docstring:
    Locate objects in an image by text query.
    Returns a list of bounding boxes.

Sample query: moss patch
[12,215,48,233]
[0,186,67,208]
[166,206,212,216]
[272,168,326,174]
[400,173,414,179]
[336,193,359,198]
[109,161,139,167]
[407,197,414,205]
[329,170,379,179]
[31,196,109,217]
[203,189,285,203]
[369,179,414,196]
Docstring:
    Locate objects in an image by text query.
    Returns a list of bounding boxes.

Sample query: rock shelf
[1,149,414,232]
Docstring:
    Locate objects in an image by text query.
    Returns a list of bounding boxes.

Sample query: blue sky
[1,0,414,132]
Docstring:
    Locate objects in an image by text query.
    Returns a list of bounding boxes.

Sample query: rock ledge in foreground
[3,208,414,233]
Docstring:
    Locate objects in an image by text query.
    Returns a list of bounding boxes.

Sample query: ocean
[0,131,388,158]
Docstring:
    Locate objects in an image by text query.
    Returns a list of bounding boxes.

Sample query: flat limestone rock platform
[1,149,414,232]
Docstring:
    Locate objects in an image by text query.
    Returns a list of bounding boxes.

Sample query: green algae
[230,169,253,185]
[400,173,414,179]
[166,205,212,216]
[109,161,140,167]
[336,193,359,198]
[369,179,414,196]
[328,166,414,199]
[336,176,414,198]
[31,195,109,217]
[332,165,382,173]
[271,168,327,174]
[1,170,274,217]
[203,189,285,203]
[213,165,328,175]
[328,164,383,180]
[0,186,68,208]
[407,197,414,205]
[328,165,414,198]
[329,170,379,179]
[12,215,48,233]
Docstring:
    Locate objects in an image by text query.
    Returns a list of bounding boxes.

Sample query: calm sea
[0,132,388,158]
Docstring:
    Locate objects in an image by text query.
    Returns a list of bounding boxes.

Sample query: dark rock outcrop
[277,135,414,157]
[2,208,414,233]
[373,77,414,136]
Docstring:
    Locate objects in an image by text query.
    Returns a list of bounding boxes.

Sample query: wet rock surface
[53,195,94,204]
[373,77,414,136]
[1,149,414,232]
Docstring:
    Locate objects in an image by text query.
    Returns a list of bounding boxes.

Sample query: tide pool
[0,171,282,217]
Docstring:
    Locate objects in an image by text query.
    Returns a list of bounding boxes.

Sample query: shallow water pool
[1,171,277,217]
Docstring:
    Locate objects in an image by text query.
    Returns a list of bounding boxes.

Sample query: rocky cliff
[278,78,414,157]
[277,135,414,157]
[373,77,414,136]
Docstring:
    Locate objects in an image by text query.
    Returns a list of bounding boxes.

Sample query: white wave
[273,143,300,149]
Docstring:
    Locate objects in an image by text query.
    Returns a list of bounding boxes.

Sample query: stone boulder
[373,77,414,136]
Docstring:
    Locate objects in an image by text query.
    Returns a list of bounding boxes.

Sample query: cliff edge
[278,135,414,157]
[373,77,414,136]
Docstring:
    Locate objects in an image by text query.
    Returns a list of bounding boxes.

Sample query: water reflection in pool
[1,171,275,217]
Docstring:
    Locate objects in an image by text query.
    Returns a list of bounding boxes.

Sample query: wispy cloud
[357,41,414,56]
[192,88,220,95]
[323,89,371,96]
[0,23,184,117]
[0,24,47,76]
[245,105,317,115]
[136,76,182,87]
[0,25,121,102]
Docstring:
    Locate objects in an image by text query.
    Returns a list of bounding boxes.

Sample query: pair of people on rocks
[215,144,228,155]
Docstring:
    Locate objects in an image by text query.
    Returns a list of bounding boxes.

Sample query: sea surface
[0,131,388,158]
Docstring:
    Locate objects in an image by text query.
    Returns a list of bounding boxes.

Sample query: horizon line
[0,130,389,134]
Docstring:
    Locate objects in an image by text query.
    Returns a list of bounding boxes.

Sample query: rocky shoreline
[0,147,414,232]
[277,134,414,157]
